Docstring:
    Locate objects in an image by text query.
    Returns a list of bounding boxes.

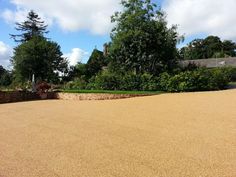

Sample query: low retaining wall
[179,57,236,68]
[0,91,40,104]
[0,91,151,104]
[0,91,57,104]
[54,92,150,101]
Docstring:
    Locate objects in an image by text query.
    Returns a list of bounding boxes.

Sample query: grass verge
[61,89,163,95]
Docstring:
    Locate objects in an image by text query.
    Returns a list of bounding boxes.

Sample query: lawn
[61,89,163,95]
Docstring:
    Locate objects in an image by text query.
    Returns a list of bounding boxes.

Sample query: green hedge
[64,67,233,92]
[159,68,232,92]
[86,71,157,91]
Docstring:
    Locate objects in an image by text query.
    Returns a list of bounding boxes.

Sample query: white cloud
[2,8,28,25]
[64,48,89,66]
[2,0,121,35]
[0,41,13,69]
[163,0,236,40]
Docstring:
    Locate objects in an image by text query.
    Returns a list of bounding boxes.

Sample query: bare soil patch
[0,90,235,177]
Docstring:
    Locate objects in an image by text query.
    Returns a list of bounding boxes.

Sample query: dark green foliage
[12,36,68,83]
[86,49,108,79]
[119,72,157,91]
[159,68,232,92]
[222,40,236,57]
[86,71,158,91]
[109,0,180,75]
[90,71,121,90]
[64,63,87,82]
[66,49,108,83]
[65,67,233,92]
[64,77,87,90]
[0,65,12,87]
[0,65,5,76]
[10,10,68,85]
[10,10,48,43]
[180,36,236,60]
[203,36,222,58]
[229,68,236,82]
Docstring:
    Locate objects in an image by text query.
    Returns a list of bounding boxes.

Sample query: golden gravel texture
[0,89,236,177]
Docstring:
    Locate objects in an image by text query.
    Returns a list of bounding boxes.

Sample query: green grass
[61,89,163,95]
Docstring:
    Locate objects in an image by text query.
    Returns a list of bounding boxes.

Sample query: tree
[12,36,68,83]
[179,36,236,60]
[11,11,68,84]
[109,0,181,75]
[0,65,12,86]
[86,49,108,78]
[63,63,87,82]
[203,36,222,58]
[10,10,48,43]
[222,40,236,57]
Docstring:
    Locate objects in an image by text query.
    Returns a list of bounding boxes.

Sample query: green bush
[90,71,121,90]
[86,71,158,91]
[210,68,232,89]
[140,73,159,91]
[64,77,87,90]
[120,73,143,91]
[159,68,232,92]
[229,67,236,82]
[64,67,232,92]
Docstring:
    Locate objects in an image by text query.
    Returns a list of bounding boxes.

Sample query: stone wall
[179,57,236,68]
[54,92,151,101]
[0,91,151,104]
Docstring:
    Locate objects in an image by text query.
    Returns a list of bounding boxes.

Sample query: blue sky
[1,0,236,68]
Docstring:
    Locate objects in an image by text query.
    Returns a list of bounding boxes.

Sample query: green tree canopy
[180,36,236,60]
[11,10,68,84]
[12,36,68,83]
[86,49,108,78]
[222,40,236,57]
[109,0,181,75]
[0,65,12,86]
[10,10,48,43]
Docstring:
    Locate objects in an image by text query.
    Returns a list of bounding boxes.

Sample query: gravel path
[0,90,235,177]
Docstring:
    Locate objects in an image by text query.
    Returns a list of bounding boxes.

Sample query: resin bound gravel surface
[0,90,235,177]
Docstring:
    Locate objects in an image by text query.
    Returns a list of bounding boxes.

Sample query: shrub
[210,67,232,89]
[91,71,121,90]
[228,67,236,82]
[140,73,159,91]
[87,71,158,91]
[64,77,87,90]
[159,68,232,92]
[120,73,142,91]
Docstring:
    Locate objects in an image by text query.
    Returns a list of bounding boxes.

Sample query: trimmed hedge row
[65,67,233,92]
[86,72,158,91]
[159,68,232,92]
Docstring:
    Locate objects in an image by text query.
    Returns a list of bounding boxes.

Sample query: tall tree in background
[10,10,48,43]
[222,40,236,57]
[179,36,236,60]
[11,11,68,83]
[12,36,68,83]
[203,36,222,58]
[109,0,181,75]
[0,65,12,86]
[86,49,108,79]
